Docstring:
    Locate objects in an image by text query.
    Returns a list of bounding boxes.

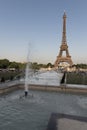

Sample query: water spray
[24,43,30,97]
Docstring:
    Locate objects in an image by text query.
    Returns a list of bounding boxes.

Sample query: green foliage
[0,58,86,74]
[0,59,10,69]
[31,62,40,70]
[31,62,45,70]
[75,64,87,69]
[10,76,14,81]
[1,77,5,82]
[9,62,20,70]
[0,71,20,81]
[30,62,54,70]
[0,59,26,70]
[66,72,87,85]
[46,63,54,68]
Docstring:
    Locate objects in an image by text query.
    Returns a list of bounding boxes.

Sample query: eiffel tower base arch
[54,56,73,68]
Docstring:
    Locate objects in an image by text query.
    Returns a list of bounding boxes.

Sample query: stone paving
[46,113,87,130]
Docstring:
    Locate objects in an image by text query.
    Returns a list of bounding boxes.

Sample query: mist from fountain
[24,45,31,97]
[24,62,29,96]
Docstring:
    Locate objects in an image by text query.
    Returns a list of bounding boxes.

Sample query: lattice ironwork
[54,12,73,67]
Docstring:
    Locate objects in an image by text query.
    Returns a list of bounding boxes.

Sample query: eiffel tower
[54,12,73,67]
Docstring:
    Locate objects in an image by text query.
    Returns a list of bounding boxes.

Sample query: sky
[0,0,87,64]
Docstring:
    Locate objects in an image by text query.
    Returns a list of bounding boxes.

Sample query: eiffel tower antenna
[54,12,73,68]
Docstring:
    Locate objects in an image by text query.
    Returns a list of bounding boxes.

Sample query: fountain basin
[47,113,87,130]
[0,90,87,130]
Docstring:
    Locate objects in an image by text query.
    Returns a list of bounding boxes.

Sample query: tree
[9,62,19,70]
[46,63,53,68]
[0,59,10,69]
[31,62,40,70]
[75,64,87,69]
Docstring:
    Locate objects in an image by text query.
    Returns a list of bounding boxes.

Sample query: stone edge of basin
[46,113,87,130]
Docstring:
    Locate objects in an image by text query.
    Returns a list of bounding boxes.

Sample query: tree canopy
[0,59,10,69]
[0,59,87,70]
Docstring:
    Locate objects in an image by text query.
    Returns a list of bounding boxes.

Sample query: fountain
[24,45,34,98]
[24,45,31,97]
[24,61,34,97]
[24,61,29,97]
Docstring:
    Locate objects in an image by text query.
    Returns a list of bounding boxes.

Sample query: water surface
[0,90,87,130]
